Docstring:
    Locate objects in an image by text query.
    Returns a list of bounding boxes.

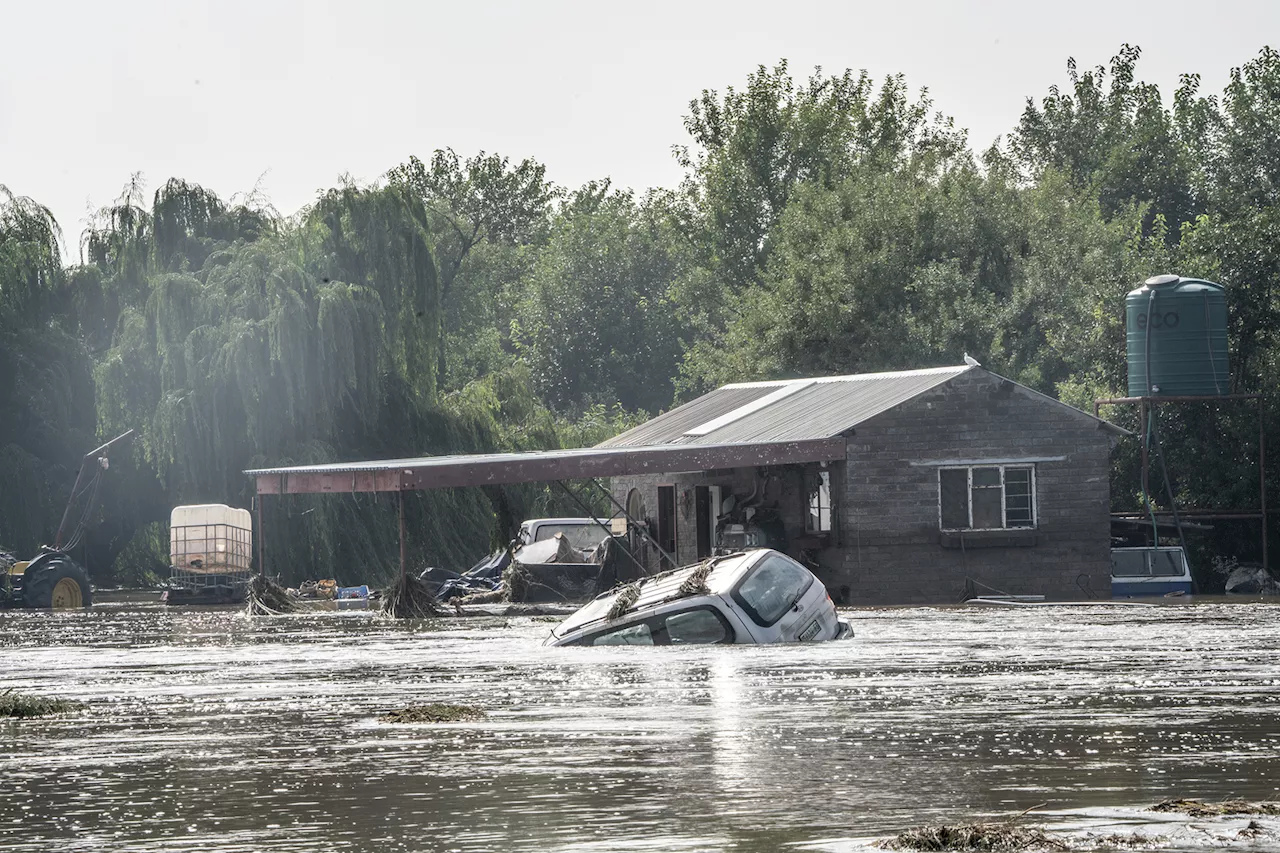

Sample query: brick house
[602,365,1125,605]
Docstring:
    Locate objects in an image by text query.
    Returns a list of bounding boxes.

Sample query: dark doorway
[695,486,712,559]
[657,485,677,568]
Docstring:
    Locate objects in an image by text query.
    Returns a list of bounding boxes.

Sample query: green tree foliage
[5,44,1280,584]
[388,149,554,390]
[673,61,966,331]
[0,187,96,557]
[514,182,691,414]
[1014,45,1198,236]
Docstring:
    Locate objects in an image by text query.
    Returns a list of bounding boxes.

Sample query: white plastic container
[170,504,252,574]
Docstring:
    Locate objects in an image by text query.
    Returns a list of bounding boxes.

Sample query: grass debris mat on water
[878,823,1067,851]
[383,572,443,619]
[379,703,486,723]
[0,689,84,718]
[1150,798,1280,817]
[246,575,299,615]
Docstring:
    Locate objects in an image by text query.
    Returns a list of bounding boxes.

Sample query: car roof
[552,550,767,638]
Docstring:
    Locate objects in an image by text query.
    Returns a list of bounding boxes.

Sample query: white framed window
[806,469,832,533]
[938,465,1035,531]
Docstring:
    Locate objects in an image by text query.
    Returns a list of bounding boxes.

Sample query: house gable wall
[837,369,1112,604]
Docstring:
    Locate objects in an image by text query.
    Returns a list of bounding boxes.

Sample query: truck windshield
[533,523,611,551]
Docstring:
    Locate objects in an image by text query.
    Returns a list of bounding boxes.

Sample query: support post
[1140,400,1150,546]
[399,489,407,582]
[257,495,265,578]
[1261,397,1268,572]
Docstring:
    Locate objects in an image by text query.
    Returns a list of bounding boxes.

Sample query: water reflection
[0,602,1277,851]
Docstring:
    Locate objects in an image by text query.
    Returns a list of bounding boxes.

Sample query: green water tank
[1126,274,1228,397]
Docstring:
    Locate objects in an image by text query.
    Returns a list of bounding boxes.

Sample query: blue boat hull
[1112,580,1193,597]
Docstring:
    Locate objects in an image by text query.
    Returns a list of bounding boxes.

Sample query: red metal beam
[251,439,847,495]
[256,469,405,495]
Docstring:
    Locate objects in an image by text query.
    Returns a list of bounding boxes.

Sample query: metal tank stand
[1095,393,1266,571]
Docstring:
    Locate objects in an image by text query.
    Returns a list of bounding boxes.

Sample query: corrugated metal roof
[601,366,971,447]
[246,438,849,493]
[596,384,784,448]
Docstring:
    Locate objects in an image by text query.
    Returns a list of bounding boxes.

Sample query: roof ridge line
[720,364,970,389]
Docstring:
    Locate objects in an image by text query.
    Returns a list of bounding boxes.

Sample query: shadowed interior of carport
[244,439,848,581]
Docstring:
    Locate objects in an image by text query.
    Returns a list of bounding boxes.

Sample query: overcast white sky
[2,0,1275,254]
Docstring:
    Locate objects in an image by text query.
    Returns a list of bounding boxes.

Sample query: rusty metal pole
[399,489,407,582]
[1261,397,1268,572]
[257,495,265,578]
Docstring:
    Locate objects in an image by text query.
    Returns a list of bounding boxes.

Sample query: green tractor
[1,431,133,610]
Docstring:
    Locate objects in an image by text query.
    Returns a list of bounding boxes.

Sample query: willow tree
[87,178,520,581]
[0,187,96,555]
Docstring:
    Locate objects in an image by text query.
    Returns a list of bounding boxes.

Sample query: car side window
[665,609,730,644]
[732,554,814,627]
[1150,550,1184,576]
[591,623,653,646]
[579,606,734,646]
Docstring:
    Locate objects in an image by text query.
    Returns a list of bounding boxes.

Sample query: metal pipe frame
[551,480,653,579]
[583,477,678,569]
[1096,394,1268,570]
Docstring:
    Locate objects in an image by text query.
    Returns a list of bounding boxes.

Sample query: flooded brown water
[2,600,1278,852]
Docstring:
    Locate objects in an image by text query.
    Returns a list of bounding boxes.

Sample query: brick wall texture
[612,370,1114,605]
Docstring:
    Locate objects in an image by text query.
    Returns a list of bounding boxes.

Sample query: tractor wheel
[23,560,93,609]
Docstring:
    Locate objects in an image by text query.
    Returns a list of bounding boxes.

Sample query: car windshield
[533,523,611,551]
[731,553,814,627]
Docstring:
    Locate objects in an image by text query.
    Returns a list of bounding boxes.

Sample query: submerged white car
[545,549,853,647]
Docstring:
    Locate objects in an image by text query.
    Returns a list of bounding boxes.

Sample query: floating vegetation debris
[607,582,640,620]
[879,805,1067,852]
[677,562,712,597]
[455,588,505,605]
[379,703,486,723]
[246,575,300,615]
[880,819,1070,845]
[1086,833,1164,849]
[0,689,84,718]
[382,572,443,619]
[1151,798,1280,817]
[501,561,532,601]
[878,823,1067,851]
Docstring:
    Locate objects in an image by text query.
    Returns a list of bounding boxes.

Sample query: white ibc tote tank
[169,504,252,573]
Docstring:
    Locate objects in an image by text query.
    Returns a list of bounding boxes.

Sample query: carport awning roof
[246,438,847,494]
